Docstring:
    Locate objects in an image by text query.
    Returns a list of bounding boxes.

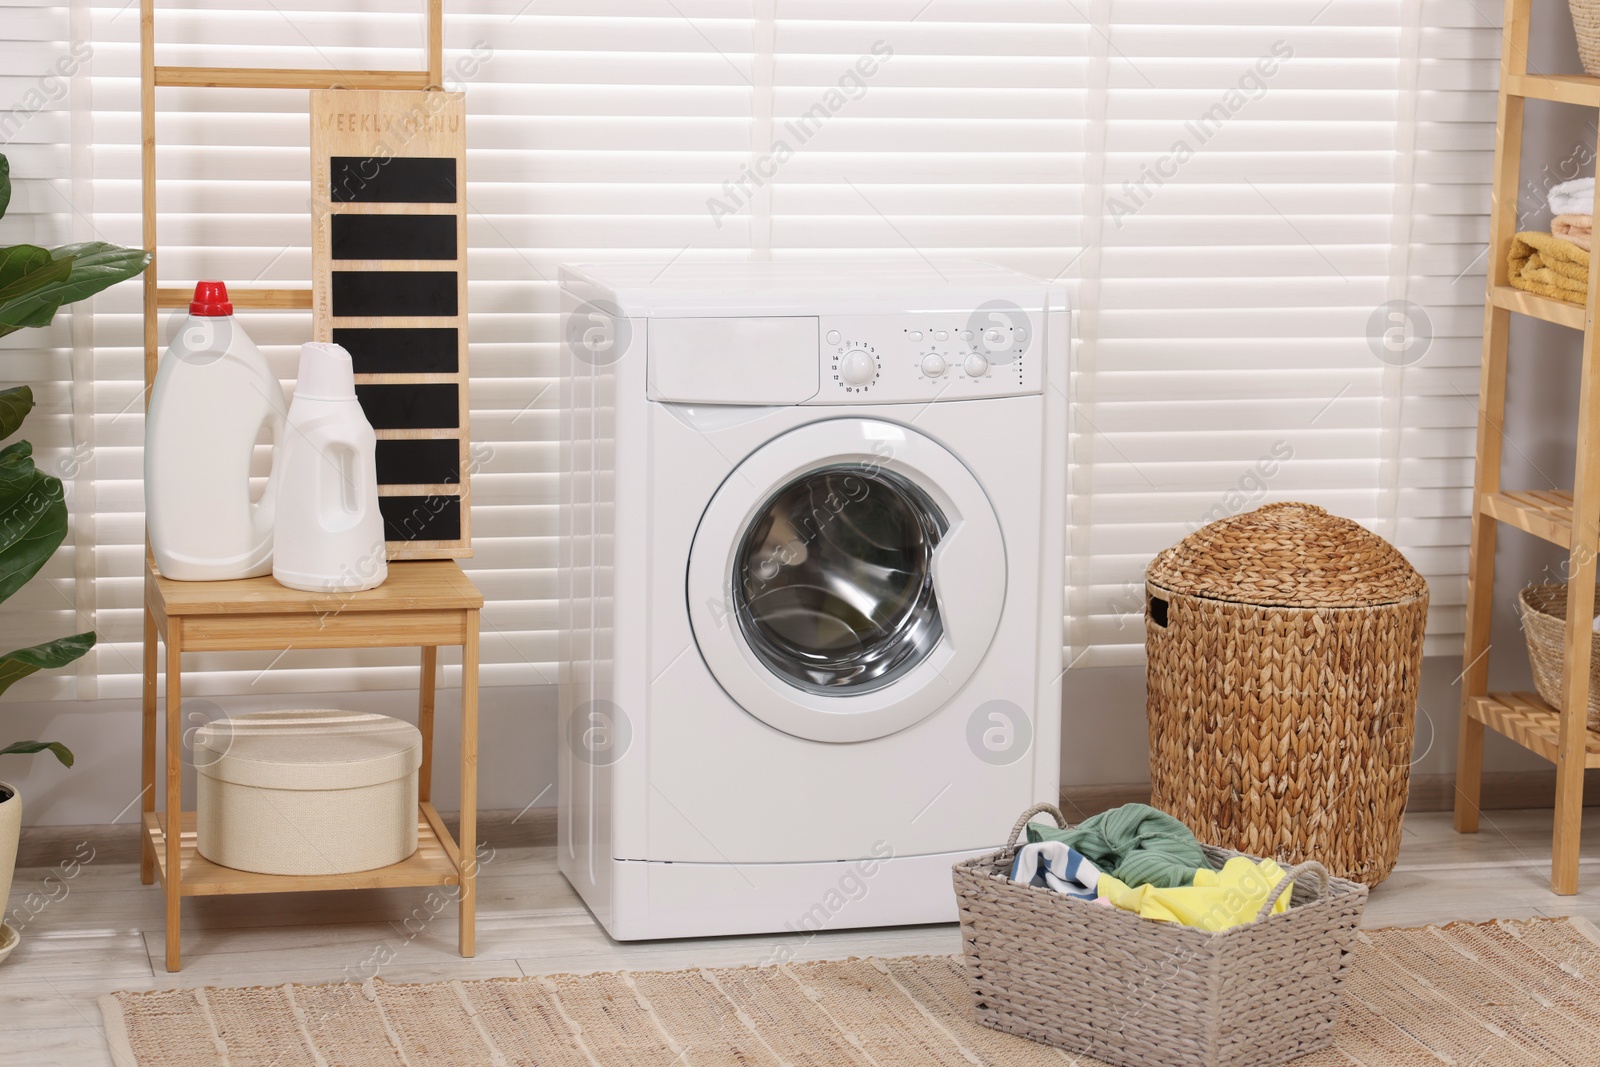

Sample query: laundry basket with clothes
[954,802,1369,1067]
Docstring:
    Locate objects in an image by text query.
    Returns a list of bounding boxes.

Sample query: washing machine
[557,260,1068,940]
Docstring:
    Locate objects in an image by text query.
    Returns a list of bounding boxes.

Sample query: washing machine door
[687,418,1006,742]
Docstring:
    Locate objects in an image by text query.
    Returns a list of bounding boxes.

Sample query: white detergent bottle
[272,341,388,592]
[146,281,287,580]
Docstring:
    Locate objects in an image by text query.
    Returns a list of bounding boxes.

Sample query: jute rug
[101,917,1600,1066]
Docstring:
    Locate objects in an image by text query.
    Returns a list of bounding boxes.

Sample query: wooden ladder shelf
[138,0,443,385]
[1454,1,1600,894]
[137,1,482,973]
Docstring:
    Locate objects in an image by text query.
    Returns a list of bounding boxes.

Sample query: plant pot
[0,782,17,931]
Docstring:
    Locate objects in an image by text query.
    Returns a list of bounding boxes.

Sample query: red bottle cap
[189,281,233,317]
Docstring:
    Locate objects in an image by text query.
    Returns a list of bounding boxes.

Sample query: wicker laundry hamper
[1145,502,1428,885]
[953,803,1369,1067]
[1572,0,1600,77]
[1519,582,1600,726]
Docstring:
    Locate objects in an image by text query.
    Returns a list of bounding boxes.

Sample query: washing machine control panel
[810,310,1042,403]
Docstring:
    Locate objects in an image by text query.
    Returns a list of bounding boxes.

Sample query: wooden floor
[8,807,1600,1065]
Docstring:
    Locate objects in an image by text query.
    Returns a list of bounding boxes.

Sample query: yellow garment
[1096,856,1293,932]
[1508,230,1589,304]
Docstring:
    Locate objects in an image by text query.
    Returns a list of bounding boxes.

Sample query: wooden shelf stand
[1455,0,1600,894]
[144,807,461,897]
[141,560,483,971]
[138,1,478,971]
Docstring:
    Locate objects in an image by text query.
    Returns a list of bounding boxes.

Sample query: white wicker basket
[195,709,421,876]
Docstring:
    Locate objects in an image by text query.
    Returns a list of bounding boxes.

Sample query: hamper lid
[194,709,422,790]
[1145,501,1427,608]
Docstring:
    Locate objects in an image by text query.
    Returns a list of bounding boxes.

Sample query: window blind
[1066,0,1495,666]
[13,0,1076,699]
[0,0,1496,699]
[0,0,98,700]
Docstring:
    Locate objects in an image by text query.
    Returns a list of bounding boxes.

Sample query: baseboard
[1058,769,1600,821]
[14,773,1597,869]
[1058,783,1153,820]
[1402,769,1600,813]
[14,806,558,870]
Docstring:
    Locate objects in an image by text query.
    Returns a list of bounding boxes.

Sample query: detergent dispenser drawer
[647,316,820,405]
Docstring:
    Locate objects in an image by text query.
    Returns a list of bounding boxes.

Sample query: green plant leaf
[0,245,73,336]
[0,741,74,768]
[0,439,66,605]
[0,241,150,339]
[0,154,10,222]
[0,385,31,441]
[41,242,152,306]
[0,437,40,498]
[0,631,94,702]
[0,245,64,300]
[0,441,40,514]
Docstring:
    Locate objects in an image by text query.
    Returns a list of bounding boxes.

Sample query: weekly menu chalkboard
[310,89,470,559]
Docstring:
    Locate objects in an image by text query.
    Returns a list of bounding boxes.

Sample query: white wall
[2,646,1561,827]
[2,685,558,826]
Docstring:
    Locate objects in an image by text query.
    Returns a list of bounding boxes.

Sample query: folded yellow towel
[1554,214,1593,252]
[1095,856,1293,932]
[1509,230,1590,304]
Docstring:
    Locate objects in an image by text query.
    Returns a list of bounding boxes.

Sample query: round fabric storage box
[1144,502,1428,885]
[194,709,422,876]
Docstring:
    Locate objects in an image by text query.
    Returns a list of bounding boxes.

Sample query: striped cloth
[1008,840,1102,899]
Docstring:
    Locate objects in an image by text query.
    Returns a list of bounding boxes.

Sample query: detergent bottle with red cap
[145,281,288,580]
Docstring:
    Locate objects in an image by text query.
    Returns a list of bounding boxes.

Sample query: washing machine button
[840,349,877,385]
[983,327,1007,349]
[908,330,924,341]
[920,353,948,378]
[964,353,990,378]
[825,329,841,346]
[933,329,949,341]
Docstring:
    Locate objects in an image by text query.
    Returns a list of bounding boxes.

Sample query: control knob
[920,353,948,378]
[963,352,990,378]
[839,348,876,386]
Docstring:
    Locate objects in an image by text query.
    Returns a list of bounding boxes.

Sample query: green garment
[1026,803,1213,889]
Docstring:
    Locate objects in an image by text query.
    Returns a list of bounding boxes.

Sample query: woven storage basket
[1145,502,1427,886]
[1573,0,1600,77]
[954,803,1368,1067]
[1518,582,1600,726]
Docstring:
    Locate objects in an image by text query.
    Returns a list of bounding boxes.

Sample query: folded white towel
[1009,840,1102,900]
[1550,177,1595,217]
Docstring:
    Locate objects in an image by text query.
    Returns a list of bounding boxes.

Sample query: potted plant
[0,150,150,959]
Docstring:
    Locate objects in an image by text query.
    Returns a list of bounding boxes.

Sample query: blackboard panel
[334,270,458,317]
[330,156,457,203]
[381,495,462,543]
[334,327,458,374]
[376,439,460,485]
[355,383,460,429]
[332,214,457,260]
[312,91,470,560]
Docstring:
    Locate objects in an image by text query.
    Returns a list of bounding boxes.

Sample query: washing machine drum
[687,418,1007,743]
